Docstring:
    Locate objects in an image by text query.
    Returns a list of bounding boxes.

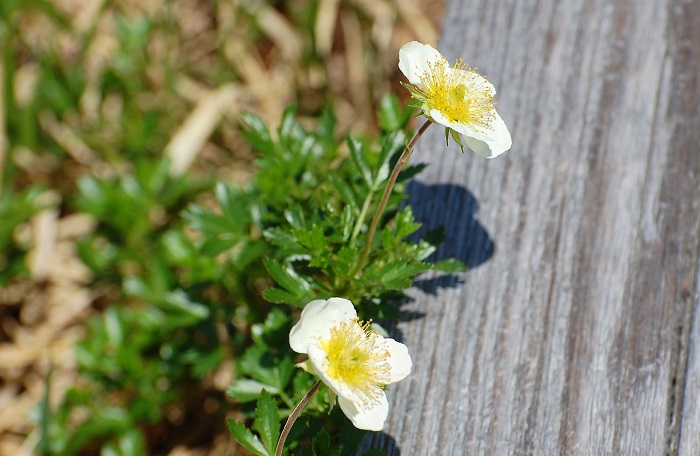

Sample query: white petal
[398,41,446,85]
[338,393,389,431]
[429,108,512,159]
[463,111,512,158]
[383,339,412,383]
[451,66,497,97]
[289,298,357,354]
[306,344,362,403]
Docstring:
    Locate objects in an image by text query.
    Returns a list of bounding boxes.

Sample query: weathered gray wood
[361,0,700,454]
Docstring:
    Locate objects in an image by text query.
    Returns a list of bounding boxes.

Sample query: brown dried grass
[0,0,444,453]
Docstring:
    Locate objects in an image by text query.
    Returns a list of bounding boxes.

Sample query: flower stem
[351,119,432,278]
[350,188,375,243]
[275,380,322,456]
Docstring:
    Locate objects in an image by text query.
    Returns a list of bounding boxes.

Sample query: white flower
[289,297,412,431]
[398,41,512,158]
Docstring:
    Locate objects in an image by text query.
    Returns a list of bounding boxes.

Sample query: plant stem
[351,119,432,277]
[275,380,322,456]
[350,188,375,243]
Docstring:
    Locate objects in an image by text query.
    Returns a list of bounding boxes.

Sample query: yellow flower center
[319,320,391,406]
[416,59,496,131]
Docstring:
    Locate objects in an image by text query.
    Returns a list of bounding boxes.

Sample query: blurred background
[0,0,442,454]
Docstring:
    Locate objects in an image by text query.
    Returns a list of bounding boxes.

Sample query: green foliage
[1,1,464,454]
[189,98,465,454]
[227,390,281,456]
[13,91,462,454]
[312,428,341,456]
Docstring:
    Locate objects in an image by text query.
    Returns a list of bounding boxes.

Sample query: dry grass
[0,0,444,453]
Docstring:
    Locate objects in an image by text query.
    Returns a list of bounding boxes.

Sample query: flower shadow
[405,180,495,295]
[357,431,401,455]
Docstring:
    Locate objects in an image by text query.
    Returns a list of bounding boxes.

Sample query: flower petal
[338,393,389,431]
[462,111,512,158]
[429,108,512,159]
[398,41,446,85]
[383,339,412,383]
[289,298,357,354]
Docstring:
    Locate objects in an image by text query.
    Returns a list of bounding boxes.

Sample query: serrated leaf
[227,418,269,456]
[253,391,280,454]
[293,225,327,252]
[379,261,431,281]
[393,206,421,239]
[330,246,357,276]
[375,260,432,289]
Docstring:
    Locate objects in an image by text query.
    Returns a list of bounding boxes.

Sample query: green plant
[202,98,463,455]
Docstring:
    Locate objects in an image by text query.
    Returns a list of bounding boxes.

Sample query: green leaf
[329,175,357,208]
[162,290,210,320]
[238,345,295,391]
[227,379,279,403]
[253,390,280,455]
[264,259,312,298]
[293,224,327,252]
[373,260,432,290]
[312,427,335,456]
[432,258,467,273]
[328,246,356,277]
[377,94,405,131]
[263,287,304,305]
[264,227,299,249]
[348,137,373,187]
[339,205,354,241]
[284,206,306,230]
[241,111,275,155]
[397,163,429,183]
[393,206,421,239]
[251,308,293,348]
[227,418,269,456]
[375,132,406,188]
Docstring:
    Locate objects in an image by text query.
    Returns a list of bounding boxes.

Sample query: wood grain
[360,0,700,454]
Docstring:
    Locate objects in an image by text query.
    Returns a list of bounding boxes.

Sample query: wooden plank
[359,0,700,454]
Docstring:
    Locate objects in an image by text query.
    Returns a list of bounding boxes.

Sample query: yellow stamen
[319,320,390,407]
[413,59,496,132]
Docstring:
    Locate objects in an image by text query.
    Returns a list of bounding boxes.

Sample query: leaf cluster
[185,97,463,454]
[1,1,453,455]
